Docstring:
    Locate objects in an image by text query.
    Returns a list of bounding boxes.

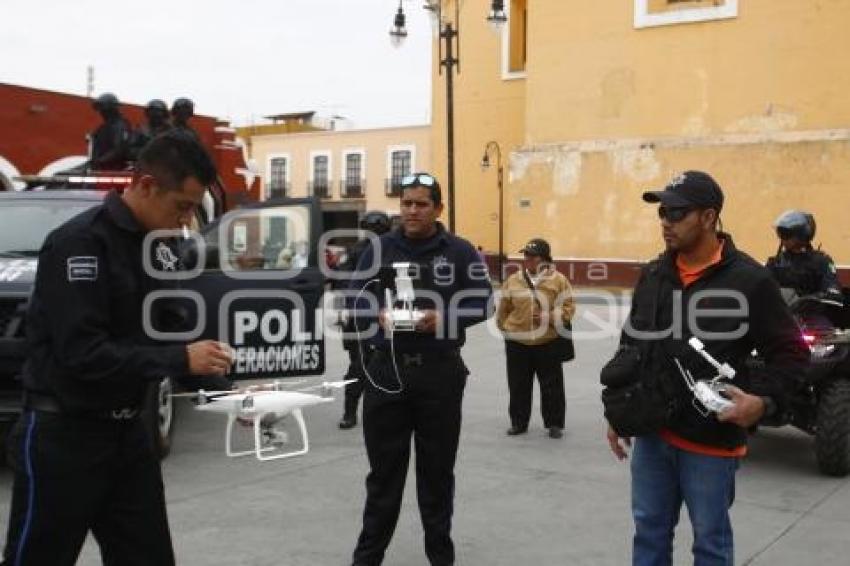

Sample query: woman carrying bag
[496,238,576,439]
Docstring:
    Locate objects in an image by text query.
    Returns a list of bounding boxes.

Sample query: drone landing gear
[225,408,310,461]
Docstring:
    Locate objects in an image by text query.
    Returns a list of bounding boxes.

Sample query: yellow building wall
[430,0,526,251]
[436,0,850,268]
[247,126,431,217]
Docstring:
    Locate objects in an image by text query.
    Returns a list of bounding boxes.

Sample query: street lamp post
[481,141,504,281]
[390,1,508,234]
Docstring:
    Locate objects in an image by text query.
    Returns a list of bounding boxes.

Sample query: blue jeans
[631,434,739,566]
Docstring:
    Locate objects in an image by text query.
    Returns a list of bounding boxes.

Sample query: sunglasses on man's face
[400,173,436,188]
[657,206,694,223]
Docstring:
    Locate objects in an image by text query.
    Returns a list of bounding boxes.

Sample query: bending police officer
[1,131,234,566]
[349,172,492,566]
[337,210,392,430]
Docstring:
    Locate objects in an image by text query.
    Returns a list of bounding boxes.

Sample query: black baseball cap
[642,171,724,211]
[519,238,551,260]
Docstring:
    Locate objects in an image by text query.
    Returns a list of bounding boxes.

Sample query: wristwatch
[759,396,778,418]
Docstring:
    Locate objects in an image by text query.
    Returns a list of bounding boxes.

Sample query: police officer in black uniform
[129,99,172,161]
[1,131,235,566]
[766,210,842,299]
[349,173,492,566]
[338,210,392,429]
[88,92,132,171]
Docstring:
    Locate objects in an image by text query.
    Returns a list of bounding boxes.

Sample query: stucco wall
[430,0,850,269]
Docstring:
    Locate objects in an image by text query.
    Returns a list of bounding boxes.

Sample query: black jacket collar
[104,191,144,234]
[388,221,450,253]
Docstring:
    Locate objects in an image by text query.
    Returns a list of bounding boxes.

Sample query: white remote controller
[693,381,734,413]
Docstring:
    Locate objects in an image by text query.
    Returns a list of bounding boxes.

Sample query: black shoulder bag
[599,268,678,437]
[522,269,575,362]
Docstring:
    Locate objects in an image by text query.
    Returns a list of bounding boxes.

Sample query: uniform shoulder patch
[67,256,98,281]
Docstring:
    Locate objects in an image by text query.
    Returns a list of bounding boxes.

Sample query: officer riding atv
[751,210,850,476]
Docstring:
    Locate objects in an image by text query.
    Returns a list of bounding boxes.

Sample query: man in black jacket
[605,171,808,566]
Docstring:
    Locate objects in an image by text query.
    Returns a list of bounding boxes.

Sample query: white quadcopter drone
[180,379,355,462]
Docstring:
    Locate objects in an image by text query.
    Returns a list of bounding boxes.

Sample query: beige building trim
[518,128,850,155]
[634,0,738,29]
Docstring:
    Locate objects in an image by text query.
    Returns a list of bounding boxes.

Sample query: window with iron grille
[269,157,288,198]
[313,155,329,196]
[346,154,362,189]
[391,150,411,187]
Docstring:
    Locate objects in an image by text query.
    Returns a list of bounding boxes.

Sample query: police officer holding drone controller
[601,171,808,566]
[345,172,492,566]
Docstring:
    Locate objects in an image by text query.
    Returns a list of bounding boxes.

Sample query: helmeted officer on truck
[88,92,133,172]
[171,97,200,141]
[129,99,172,161]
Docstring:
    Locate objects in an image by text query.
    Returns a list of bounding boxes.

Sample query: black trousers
[352,351,468,566]
[342,341,367,418]
[2,411,174,566]
[505,339,566,429]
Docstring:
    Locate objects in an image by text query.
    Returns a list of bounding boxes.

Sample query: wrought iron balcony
[340,179,366,198]
[385,177,404,197]
[308,181,331,199]
[267,182,290,200]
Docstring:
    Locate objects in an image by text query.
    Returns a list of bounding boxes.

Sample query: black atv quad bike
[749,290,850,477]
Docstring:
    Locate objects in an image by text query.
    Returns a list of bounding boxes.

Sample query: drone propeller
[170,379,307,399]
[170,389,234,399]
[300,379,358,392]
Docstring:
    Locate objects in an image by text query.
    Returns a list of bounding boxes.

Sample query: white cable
[354,279,404,395]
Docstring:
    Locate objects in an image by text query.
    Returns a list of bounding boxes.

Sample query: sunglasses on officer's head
[401,173,436,188]
[657,206,695,223]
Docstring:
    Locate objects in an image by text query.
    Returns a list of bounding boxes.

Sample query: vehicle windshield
[0,199,100,257]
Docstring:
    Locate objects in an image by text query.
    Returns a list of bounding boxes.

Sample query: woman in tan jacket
[496,238,576,438]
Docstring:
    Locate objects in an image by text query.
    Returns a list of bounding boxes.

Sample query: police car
[0,178,327,460]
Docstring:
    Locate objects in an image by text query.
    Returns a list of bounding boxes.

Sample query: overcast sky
[2,0,433,128]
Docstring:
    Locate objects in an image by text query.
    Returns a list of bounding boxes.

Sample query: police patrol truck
[0,176,327,460]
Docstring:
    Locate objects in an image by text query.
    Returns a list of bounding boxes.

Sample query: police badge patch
[67,256,98,281]
[154,241,180,272]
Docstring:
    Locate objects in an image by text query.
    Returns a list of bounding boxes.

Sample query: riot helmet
[171,97,195,121]
[144,99,169,126]
[360,210,391,235]
[774,210,816,242]
[145,99,168,114]
[92,92,119,111]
